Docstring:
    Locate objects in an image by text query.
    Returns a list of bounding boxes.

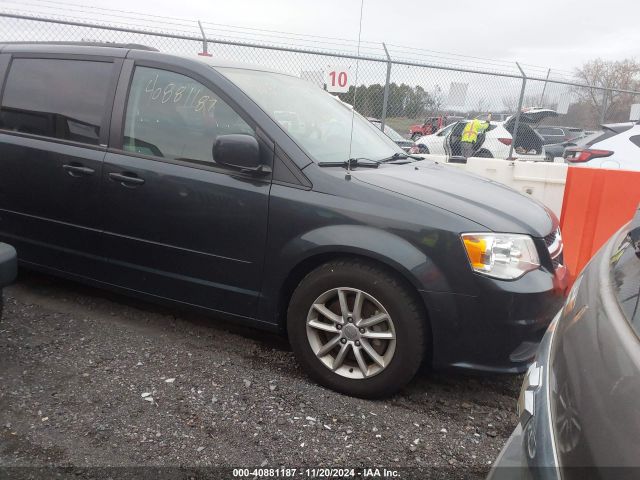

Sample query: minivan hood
[351,161,554,236]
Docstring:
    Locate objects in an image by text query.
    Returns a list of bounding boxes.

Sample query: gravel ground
[0,271,521,478]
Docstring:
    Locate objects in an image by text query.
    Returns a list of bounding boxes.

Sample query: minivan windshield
[218,67,403,163]
[371,122,405,142]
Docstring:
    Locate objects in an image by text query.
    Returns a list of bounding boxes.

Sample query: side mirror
[213,134,269,175]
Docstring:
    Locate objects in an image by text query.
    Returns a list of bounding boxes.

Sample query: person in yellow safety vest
[460,114,491,158]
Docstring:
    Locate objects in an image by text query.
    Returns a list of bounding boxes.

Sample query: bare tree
[429,84,445,114]
[573,58,640,122]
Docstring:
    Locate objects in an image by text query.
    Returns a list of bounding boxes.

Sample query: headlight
[461,233,540,280]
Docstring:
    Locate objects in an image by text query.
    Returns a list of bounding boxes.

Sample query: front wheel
[287,260,427,398]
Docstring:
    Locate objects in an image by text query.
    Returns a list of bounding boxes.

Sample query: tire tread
[287,258,427,398]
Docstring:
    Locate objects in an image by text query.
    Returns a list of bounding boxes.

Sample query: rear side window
[123,66,254,163]
[0,58,113,145]
[436,123,455,136]
[587,129,620,146]
[630,135,640,148]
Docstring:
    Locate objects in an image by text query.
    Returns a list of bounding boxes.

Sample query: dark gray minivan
[0,43,568,397]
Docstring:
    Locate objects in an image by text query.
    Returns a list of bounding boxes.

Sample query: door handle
[108,172,145,186]
[63,164,95,177]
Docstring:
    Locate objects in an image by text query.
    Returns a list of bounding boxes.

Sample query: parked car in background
[489,205,640,480]
[368,118,415,152]
[414,108,558,161]
[544,142,572,161]
[543,131,594,161]
[273,110,306,136]
[409,115,464,140]
[0,242,17,320]
[0,43,567,398]
[535,126,584,145]
[564,121,640,170]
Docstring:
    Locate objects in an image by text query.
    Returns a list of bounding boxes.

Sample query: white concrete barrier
[415,154,568,218]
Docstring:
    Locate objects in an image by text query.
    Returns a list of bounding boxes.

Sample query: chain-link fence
[1,11,639,161]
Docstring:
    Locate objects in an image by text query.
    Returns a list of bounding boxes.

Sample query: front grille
[544,230,557,248]
[545,228,563,269]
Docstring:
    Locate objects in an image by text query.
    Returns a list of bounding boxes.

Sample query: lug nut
[355,340,361,347]
[336,324,342,330]
[341,338,347,344]
[347,317,353,323]
[359,328,365,334]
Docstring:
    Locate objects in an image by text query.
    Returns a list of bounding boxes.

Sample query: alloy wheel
[305,287,396,379]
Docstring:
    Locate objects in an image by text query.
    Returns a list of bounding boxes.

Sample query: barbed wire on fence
[0,1,587,78]
[0,8,638,159]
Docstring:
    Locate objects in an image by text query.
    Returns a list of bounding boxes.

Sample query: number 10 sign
[324,65,352,93]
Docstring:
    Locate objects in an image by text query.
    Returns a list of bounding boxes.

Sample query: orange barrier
[560,167,640,285]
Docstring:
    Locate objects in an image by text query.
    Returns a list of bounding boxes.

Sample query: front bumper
[487,310,561,480]
[423,265,568,374]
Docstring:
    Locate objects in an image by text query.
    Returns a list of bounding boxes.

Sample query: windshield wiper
[317,153,424,169]
[378,152,421,162]
[318,158,381,169]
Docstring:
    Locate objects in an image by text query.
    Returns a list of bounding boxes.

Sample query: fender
[258,224,452,327]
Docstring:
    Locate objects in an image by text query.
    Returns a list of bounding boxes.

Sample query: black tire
[287,259,427,398]
[0,289,3,321]
[476,149,493,158]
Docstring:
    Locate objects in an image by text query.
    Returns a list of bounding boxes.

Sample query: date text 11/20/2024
[232,468,401,478]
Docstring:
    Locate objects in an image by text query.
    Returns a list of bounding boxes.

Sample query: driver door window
[123,66,254,164]
[437,123,455,136]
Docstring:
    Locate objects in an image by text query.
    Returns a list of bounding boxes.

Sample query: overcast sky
[2,0,639,76]
[60,0,639,73]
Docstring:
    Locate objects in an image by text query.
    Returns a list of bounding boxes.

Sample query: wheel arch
[277,250,432,352]
[416,144,430,154]
[264,225,440,364]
